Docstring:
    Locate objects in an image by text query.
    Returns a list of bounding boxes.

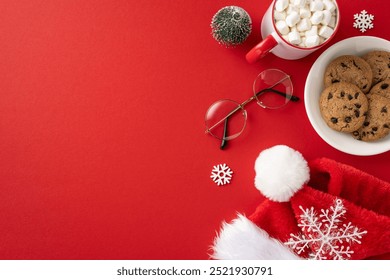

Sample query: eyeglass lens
[254,69,293,109]
[205,99,247,141]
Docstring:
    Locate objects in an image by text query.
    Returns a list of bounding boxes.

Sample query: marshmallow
[323,0,336,12]
[276,20,290,35]
[288,30,301,45]
[299,8,311,18]
[328,16,337,28]
[310,11,323,25]
[286,11,300,27]
[286,4,299,14]
[299,37,306,47]
[275,0,289,12]
[297,18,311,31]
[305,25,318,37]
[274,10,286,21]
[293,0,307,8]
[319,25,334,38]
[310,0,324,12]
[321,10,332,25]
[305,35,320,47]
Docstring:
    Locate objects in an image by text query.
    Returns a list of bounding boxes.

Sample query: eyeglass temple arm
[220,117,228,150]
[255,88,299,102]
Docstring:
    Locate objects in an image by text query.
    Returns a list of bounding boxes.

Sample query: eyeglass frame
[205,71,299,149]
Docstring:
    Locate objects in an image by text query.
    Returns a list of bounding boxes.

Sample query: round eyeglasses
[204,69,299,149]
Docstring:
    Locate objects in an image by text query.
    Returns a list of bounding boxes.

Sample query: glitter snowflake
[210,164,233,186]
[285,199,367,260]
[353,10,374,33]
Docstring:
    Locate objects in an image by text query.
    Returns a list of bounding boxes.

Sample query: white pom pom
[254,145,309,202]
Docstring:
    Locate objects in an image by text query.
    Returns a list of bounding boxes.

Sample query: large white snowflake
[285,199,367,260]
[210,163,233,186]
[353,10,374,33]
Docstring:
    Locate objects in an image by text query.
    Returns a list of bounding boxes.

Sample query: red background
[0,0,389,259]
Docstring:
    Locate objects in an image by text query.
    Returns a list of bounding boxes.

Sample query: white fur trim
[254,145,309,202]
[211,214,301,260]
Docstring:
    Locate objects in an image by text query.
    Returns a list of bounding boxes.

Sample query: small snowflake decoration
[285,199,367,260]
[353,10,374,33]
[210,163,233,186]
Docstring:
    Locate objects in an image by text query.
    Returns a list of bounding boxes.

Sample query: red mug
[246,0,340,63]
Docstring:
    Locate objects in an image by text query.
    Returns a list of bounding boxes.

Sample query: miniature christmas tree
[211,6,252,47]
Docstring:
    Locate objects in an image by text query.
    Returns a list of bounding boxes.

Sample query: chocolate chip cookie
[369,79,390,100]
[362,50,390,85]
[320,82,368,132]
[352,93,390,141]
[324,55,373,93]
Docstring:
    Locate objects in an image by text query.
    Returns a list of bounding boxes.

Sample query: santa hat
[212,145,390,260]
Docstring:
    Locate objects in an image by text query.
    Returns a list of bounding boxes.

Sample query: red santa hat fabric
[212,145,390,260]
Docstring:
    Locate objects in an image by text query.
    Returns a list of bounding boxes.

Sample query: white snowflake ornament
[285,199,367,260]
[210,164,233,186]
[353,10,374,33]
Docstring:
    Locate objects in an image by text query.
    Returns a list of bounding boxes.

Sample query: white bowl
[304,36,390,156]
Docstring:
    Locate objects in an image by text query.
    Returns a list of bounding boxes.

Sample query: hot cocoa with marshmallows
[274,0,338,48]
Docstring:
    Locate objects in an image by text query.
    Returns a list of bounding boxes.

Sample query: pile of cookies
[319,51,390,141]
